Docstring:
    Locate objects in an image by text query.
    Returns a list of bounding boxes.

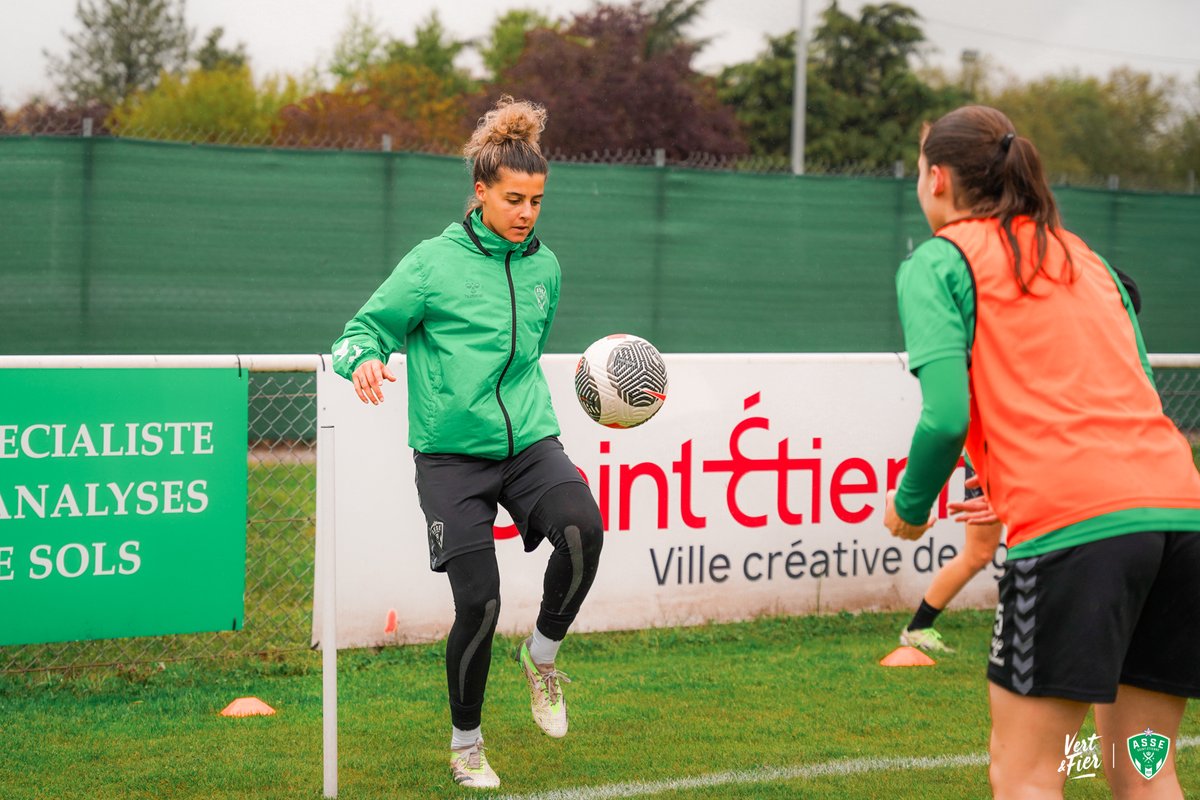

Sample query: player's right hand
[351,359,397,405]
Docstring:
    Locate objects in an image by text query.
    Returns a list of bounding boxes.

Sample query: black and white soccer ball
[574,334,668,428]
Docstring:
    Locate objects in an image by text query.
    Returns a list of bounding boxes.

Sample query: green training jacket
[331,209,562,460]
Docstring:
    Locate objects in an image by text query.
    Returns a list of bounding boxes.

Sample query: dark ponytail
[922,105,1073,292]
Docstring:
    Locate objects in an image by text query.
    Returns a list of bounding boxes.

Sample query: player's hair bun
[465,95,546,158]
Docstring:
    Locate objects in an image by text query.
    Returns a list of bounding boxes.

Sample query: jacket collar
[460,208,541,258]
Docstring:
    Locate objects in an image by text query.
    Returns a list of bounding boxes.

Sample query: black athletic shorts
[413,436,588,572]
[987,531,1200,703]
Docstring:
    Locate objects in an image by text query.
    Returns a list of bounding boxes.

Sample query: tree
[276,90,407,149]
[7,100,113,135]
[45,0,192,105]
[644,0,710,57]
[805,1,964,168]
[1161,73,1200,185]
[385,11,475,97]
[278,63,469,151]
[987,68,1175,185]
[478,9,555,81]
[195,26,246,72]
[488,2,744,158]
[717,31,796,157]
[108,66,305,143]
[719,2,965,167]
[328,4,388,83]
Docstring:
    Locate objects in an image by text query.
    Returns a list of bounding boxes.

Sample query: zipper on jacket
[495,250,517,458]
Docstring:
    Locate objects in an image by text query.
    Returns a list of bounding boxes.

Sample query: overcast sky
[3,0,1199,105]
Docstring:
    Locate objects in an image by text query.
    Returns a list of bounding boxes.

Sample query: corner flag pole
[791,0,809,175]
[318,424,338,798]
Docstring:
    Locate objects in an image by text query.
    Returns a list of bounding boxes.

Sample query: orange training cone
[220,697,276,717]
[384,608,398,635]
[879,646,936,667]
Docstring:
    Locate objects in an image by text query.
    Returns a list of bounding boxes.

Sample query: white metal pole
[319,424,338,798]
[791,0,809,176]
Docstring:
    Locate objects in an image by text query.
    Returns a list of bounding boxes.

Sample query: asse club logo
[1127,729,1170,780]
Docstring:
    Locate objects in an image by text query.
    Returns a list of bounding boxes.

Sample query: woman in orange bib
[885,105,1200,799]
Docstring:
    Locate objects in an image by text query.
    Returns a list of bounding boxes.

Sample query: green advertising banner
[0,369,248,645]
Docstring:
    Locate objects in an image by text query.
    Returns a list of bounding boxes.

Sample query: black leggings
[444,482,603,730]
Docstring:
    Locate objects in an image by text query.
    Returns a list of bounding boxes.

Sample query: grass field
[3,609,1199,800]
[2,446,1197,797]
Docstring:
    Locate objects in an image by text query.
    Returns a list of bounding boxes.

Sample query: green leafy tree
[45,0,192,105]
[478,9,555,80]
[717,31,796,157]
[1161,73,1200,184]
[328,4,388,83]
[719,2,965,166]
[108,65,306,143]
[806,1,963,167]
[987,67,1175,184]
[645,0,711,57]
[385,11,475,97]
[195,26,246,71]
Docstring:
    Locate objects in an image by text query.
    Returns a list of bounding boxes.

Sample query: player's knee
[446,553,501,622]
[538,483,604,563]
[965,547,995,572]
[459,585,500,625]
[575,512,603,563]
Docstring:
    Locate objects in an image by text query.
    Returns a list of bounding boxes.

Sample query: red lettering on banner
[672,440,707,528]
[599,441,611,531]
[700,395,823,528]
[831,457,877,523]
[619,462,669,530]
[493,392,961,539]
[886,457,907,491]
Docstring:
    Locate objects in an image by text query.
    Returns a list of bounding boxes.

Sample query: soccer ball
[574,334,668,428]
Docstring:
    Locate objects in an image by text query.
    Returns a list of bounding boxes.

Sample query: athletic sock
[908,599,943,631]
[527,627,562,666]
[451,725,482,750]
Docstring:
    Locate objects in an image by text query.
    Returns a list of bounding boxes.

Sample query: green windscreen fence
[2,136,1197,355]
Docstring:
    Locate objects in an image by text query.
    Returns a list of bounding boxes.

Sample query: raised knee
[966,548,995,572]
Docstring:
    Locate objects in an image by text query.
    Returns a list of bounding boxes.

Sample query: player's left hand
[884,490,935,541]
[947,476,1002,525]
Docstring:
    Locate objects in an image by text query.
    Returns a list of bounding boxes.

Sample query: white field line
[499,736,1200,800]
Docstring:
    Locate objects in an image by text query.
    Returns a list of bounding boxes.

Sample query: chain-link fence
[2,359,1197,675]
[6,114,1197,189]
[1158,364,1200,442]
[0,115,900,177]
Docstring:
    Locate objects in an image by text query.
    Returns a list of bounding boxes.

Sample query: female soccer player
[884,104,1200,799]
[331,97,603,790]
[901,269,1143,654]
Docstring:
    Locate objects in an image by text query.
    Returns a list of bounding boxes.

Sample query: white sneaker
[449,740,500,789]
[900,626,955,653]
[518,638,570,738]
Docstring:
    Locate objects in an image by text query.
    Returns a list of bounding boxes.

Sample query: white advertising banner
[314,353,1004,649]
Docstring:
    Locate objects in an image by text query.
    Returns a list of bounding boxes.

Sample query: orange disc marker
[879,646,936,667]
[220,697,276,717]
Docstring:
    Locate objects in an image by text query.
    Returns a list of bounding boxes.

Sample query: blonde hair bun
[465,96,547,158]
